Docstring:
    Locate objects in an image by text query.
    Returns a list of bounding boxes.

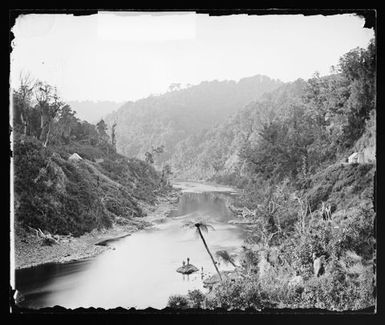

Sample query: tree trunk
[20,111,27,136]
[43,121,51,147]
[196,226,222,281]
[39,114,47,142]
[229,260,237,268]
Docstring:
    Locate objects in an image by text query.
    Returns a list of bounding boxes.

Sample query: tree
[111,121,117,151]
[152,145,165,155]
[216,250,237,268]
[161,164,172,185]
[73,121,99,145]
[34,82,63,147]
[168,83,181,92]
[55,105,78,144]
[13,72,35,137]
[184,221,222,281]
[145,145,165,165]
[337,39,376,148]
[210,148,224,175]
[144,151,154,164]
[96,119,108,141]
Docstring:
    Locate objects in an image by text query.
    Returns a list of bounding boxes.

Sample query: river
[15,181,247,310]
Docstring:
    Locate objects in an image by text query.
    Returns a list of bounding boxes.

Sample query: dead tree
[28,226,59,245]
[35,82,62,147]
[14,72,35,138]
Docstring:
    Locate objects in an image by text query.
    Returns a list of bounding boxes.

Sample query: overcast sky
[10,12,374,102]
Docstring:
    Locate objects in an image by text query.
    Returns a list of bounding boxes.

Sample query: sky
[10,12,374,103]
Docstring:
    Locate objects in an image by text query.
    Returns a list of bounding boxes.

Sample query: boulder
[176,264,199,275]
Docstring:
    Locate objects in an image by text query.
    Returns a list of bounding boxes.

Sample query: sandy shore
[14,190,181,270]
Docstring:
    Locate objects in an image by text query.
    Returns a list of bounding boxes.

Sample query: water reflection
[15,182,245,310]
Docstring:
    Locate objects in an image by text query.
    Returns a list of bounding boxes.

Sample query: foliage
[206,277,275,310]
[167,295,190,309]
[166,41,376,311]
[104,75,283,166]
[216,250,237,267]
[12,80,168,236]
[207,201,375,311]
[187,289,206,308]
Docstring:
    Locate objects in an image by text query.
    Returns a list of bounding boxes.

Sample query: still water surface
[16,181,246,309]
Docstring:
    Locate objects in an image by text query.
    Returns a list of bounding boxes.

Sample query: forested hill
[12,83,171,237]
[104,75,283,163]
[167,40,376,311]
[172,41,376,182]
[170,78,308,180]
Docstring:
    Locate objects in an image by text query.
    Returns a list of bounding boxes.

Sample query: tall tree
[111,121,117,151]
[13,73,35,137]
[35,82,63,147]
[55,105,78,144]
[96,119,109,142]
[161,164,172,185]
[184,221,222,281]
[337,39,376,147]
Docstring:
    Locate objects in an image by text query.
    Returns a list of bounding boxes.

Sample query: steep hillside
[104,75,283,164]
[14,138,165,237]
[12,79,171,238]
[171,79,308,180]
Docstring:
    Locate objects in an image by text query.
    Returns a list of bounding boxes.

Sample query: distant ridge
[105,74,283,164]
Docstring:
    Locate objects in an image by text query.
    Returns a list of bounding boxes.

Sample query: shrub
[187,289,205,308]
[300,256,375,310]
[167,295,190,309]
[206,277,276,311]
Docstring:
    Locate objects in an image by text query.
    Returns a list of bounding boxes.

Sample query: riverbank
[14,189,181,270]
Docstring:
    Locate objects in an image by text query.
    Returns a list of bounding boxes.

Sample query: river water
[15,181,246,310]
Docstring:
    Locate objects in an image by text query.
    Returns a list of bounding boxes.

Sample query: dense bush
[167,295,190,309]
[206,277,276,310]
[187,289,205,308]
[13,134,165,236]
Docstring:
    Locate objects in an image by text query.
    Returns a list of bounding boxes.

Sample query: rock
[176,264,199,274]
